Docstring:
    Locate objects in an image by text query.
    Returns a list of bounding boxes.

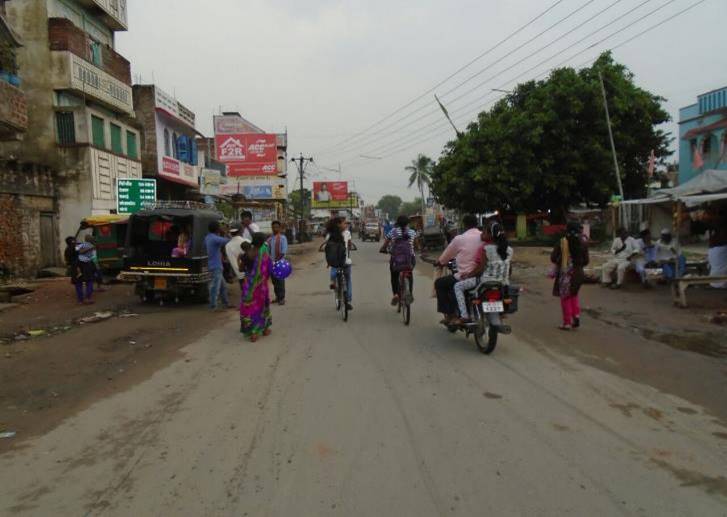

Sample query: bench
[672,275,727,308]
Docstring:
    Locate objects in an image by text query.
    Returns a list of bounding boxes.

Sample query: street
[1,242,726,516]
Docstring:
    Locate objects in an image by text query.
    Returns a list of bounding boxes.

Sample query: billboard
[214,133,278,176]
[312,181,349,208]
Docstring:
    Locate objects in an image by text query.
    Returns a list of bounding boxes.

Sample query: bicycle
[333,265,350,322]
[396,269,413,326]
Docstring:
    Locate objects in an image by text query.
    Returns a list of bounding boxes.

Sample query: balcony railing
[0,80,27,140]
[76,0,128,31]
[50,51,133,115]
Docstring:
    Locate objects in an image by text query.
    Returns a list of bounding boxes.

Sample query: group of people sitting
[601,227,685,289]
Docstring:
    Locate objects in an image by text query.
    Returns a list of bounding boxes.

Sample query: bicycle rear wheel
[401,277,411,326]
[337,273,348,322]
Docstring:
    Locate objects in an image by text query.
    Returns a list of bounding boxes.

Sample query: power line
[343,0,709,168]
[323,0,644,160]
[313,0,567,155]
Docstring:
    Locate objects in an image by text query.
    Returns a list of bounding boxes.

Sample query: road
[1,242,726,516]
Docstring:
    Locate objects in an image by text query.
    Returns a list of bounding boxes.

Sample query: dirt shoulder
[0,242,320,451]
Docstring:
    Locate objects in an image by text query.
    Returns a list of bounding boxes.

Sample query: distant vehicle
[119,203,222,305]
[361,219,381,241]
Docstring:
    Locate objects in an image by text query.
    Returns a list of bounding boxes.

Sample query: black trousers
[435,275,458,315]
[390,266,414,296]
[272,277,286,301]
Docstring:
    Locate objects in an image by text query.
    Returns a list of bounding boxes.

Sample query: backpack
[325,238,347,268]
[390,233,414,272]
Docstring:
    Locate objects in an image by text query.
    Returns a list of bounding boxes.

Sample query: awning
[619,196,670,205]
[682,192,727,207]
[683,118,727,140]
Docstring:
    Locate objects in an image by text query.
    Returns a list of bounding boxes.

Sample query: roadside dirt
[0,242,319,452]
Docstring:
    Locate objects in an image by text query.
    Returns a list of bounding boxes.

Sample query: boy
[268,221,289,305]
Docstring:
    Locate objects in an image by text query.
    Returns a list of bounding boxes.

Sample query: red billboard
[215,133,278,176]
[312,181,349,208]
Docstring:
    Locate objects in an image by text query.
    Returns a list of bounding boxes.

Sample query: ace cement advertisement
[214,115,278,176]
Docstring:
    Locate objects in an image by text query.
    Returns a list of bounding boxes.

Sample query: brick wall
[132,85,159,174]
[48,18,131,85]
[0,80,28,134]
[0,193,54,278]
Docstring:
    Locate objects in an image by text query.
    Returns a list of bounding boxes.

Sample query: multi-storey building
[0,0,140,275]
[679,86,727,184]
[132,84,201,200]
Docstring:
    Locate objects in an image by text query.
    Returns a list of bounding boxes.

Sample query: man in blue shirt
[205,220,231,309]
[268,220,289,305]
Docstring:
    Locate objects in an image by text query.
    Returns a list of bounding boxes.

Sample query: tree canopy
[376,195,403,219]
[430,53,671,218]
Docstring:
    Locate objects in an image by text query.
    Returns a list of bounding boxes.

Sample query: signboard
[243,185,273,199]
[312,181,349,208]
[219,179,287,199]
[214,133,278,176]
[200,168,222,196]
[117,178,156,214]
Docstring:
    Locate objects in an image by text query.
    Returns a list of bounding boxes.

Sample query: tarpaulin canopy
[620,169,727,206]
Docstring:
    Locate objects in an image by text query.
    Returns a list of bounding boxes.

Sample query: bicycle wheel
[335,274,342,312]
[401,277,411,326]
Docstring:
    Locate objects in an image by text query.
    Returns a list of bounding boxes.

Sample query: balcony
[50,51,133,115]
[49,18,131,85]
[76,0,128,31]
[89,147,143,211]
[0,79,27,140]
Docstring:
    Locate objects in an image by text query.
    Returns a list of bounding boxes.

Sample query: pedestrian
[84,235,106,292]
[268,220,289,305]
[74,237,97,304]
[240,210,260,241]
[601,227,638,289]
[205,220,232,310]
[225,223,248,287]
[239,232,273,342]
[551,222,589,330]
[706,206,727,288]
[320,216,354,311]
[64,236,81,301]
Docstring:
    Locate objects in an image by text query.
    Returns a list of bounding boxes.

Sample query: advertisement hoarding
[214,133,278,176]
[312,181,349,209]
[219,178,287,199]
[117,178,156,214]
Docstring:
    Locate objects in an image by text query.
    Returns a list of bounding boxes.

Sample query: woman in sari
[550,222,589,330]
[239,232,273,341]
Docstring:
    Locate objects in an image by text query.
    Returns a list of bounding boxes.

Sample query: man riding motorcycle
[434,214,482,324]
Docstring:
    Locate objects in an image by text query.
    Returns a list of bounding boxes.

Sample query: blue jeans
[330,266,352,302]
[208,269,229,308]
[662,255,687,280]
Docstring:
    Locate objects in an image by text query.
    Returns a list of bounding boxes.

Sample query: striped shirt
[386,227,417,253]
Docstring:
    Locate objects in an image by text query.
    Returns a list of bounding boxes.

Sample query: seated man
[654,228,685,281]
[632,229,656,287]
[601,227,638,289]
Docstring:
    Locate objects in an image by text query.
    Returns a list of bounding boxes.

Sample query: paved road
[2,242,726,516]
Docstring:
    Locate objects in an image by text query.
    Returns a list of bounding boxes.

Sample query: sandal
[558,325,572,331]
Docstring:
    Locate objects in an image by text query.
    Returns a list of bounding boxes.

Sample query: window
[56,112,76,145]
[703,136,712,156]
[91,115,105,148]
[110,123,123,154]
[89,40,102,67]
[126,131,138,159]
[164,129,171,156]
[172,132,179,159]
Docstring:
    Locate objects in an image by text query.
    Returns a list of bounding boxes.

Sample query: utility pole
[599,71,625,201]
[290,153,313,243]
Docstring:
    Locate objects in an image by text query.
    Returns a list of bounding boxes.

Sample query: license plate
[481,301,504,313]
[153,277,167,290]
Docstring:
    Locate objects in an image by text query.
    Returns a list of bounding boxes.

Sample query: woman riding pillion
[381,215,417,306]
[320,216,354,311]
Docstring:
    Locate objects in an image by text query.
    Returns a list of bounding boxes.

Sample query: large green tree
[431,53,671,219]
[288,188,311,219]
[400,198,424,216]
[376,195,403,219]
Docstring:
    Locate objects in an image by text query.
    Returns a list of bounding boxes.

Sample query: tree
[406,154,433,215]
[400,198,424,216]
[376,195,403,220]
[431,53,671,219]
[288,188,311,219]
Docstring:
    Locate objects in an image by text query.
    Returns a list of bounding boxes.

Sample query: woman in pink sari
[239,233,273,342]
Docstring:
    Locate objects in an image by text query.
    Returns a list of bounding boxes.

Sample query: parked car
[361,220,382,241]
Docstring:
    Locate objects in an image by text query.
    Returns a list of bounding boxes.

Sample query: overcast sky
[117,0,727,205]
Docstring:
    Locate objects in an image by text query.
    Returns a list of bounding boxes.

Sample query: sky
[117,0,727,205]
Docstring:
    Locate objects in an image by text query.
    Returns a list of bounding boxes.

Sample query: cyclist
[382,215,417,306]
[320,216,354,311]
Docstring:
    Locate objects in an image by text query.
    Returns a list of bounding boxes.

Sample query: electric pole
[599,71,625,201]
[290,153,313,243]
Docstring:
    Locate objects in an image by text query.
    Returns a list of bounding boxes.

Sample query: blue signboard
[243,185,273,199]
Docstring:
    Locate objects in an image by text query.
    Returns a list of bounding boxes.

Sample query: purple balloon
[272,259,292,280]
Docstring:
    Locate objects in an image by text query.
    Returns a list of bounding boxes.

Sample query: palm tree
[405,154,434,216]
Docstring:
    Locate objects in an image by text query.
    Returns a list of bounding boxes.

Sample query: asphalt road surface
[2,242,726,516]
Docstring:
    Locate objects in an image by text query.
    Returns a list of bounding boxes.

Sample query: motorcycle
[442,260,519,355]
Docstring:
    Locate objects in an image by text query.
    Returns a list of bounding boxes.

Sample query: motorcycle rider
[434,214,482,324]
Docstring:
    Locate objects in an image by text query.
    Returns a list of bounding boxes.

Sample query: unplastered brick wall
[0,194,43,278]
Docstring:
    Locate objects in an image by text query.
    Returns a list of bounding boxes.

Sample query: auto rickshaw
[75,215,129,278]
[119,204,223,304]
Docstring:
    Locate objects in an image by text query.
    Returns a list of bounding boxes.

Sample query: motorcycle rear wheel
[473,306,498,354]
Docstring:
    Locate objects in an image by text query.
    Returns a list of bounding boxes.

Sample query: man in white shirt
[601,227,638,289]
[225,224,251,284]
[316,184,332,203]
[655,228,685,281]
[240,210,260,241]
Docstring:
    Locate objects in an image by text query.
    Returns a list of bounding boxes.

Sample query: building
[679,86,727,184]
[133,84,201,201]
[0,0,140,276]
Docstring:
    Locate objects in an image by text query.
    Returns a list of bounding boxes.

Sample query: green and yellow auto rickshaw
[75,215,129,278]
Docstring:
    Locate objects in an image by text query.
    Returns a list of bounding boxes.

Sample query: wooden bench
[672,275,727,308]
